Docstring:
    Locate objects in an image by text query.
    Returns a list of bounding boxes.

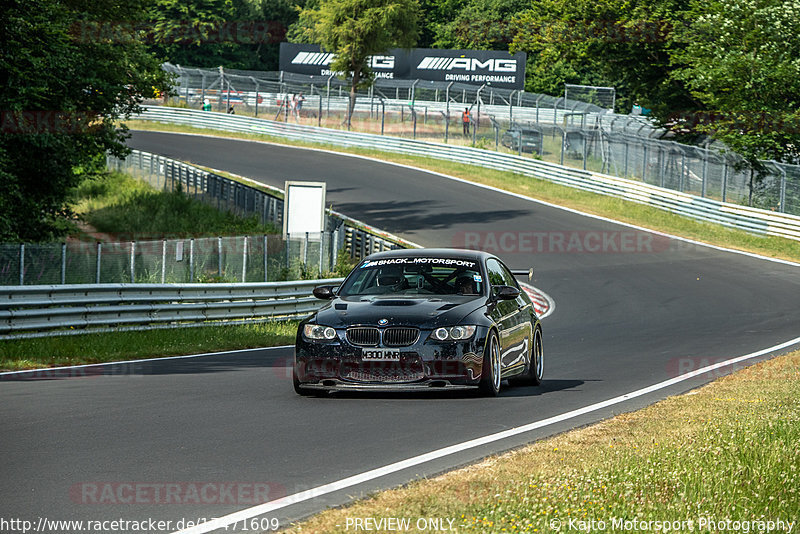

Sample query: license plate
[361,348,401,361]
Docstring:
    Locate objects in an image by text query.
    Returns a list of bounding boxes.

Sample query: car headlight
[303,324,337,341]
[431,325,477,341]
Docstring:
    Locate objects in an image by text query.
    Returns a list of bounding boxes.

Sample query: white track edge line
[0,345,294,377]
[173,334,800,534]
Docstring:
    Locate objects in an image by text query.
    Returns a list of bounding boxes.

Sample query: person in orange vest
[462,108,471,135]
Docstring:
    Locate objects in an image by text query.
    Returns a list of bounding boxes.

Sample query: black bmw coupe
[293,248,543,396]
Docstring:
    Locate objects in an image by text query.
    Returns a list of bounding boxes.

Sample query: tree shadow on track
[332,200,532,232]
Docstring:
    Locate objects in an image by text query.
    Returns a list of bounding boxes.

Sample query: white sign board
[283,181,327,240]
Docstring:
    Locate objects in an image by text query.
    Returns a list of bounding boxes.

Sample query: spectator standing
[294,93,305,120]
[462,108,471,136]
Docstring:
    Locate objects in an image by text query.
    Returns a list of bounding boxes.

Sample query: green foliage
[0,0,170,242]
[331,248,357,277]
[296,0,420,124]
[72,171,277,238]
[431,0,526,50]
[510,0,694,114]
[146,0,295,71]
[670,0,800,163]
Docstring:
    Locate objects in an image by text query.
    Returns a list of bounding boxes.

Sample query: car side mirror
[312,286,336,300]
[494,285,520,300]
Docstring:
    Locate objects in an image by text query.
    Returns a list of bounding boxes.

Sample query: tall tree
[510,0,694,115]
[671,0,800,163]
[0,0,169,241]
[296,0,420,126]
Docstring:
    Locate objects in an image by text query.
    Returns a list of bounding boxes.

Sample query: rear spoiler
[510,268,534,281]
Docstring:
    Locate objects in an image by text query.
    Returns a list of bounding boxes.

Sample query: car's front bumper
[294,327,490,390]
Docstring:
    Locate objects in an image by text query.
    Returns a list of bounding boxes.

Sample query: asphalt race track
[2,130,800,532]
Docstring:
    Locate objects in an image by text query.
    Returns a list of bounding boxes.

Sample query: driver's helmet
[376,265,407,288]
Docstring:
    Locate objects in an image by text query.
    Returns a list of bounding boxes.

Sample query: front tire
[479,332,502,397]
[511,326,543,386]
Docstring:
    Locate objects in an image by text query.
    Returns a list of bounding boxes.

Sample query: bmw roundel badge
[378,318,389,326]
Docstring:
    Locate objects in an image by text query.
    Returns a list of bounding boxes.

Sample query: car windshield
[338,257,484,297]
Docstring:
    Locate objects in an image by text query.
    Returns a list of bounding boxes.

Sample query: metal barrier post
[130,241,136,283]
[722,160,728,203]
[242,236,248,282]
[319,233,325,275]
[161,240,167,283]
[254,78,260,117]
[95,243,102,284]
[19,244,24,285]
[189,239,195,282]
[61,243,66,284]
[218,237,223,277]
[779,166,787,212]
[701,145,709,197]
[264,235,269,282]
[332,228,339,271]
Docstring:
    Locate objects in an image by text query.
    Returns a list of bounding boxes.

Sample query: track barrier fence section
[159,64,799,216]
[134,106,800,241]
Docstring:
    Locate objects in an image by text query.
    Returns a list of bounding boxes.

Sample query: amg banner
[279,43,526,89]
[410,49,526,90]
[279,43,410,80]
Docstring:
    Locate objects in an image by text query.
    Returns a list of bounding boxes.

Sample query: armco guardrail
[136,106,800,241]
[0,278,344,339]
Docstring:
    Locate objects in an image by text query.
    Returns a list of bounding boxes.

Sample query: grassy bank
[123,120,800,264]
[71,170,278,239]
[0,321,298,371]
[286,350,800,533]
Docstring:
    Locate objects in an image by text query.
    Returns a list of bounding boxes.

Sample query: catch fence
[159,64,799,215]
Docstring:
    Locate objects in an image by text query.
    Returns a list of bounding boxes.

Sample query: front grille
[383,327,420,347]
[343,359,424,383]
[346,327,380,346]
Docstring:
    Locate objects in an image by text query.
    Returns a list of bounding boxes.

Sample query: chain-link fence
[156,64,800,215]
[0,234,342,286]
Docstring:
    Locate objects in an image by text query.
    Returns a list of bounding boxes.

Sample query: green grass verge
[285,350,800,533]
[0,321,298,371]
[123,120,800,263]
[71,170,279,239]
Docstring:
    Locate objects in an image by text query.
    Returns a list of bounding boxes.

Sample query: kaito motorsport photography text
[551,516,796,532]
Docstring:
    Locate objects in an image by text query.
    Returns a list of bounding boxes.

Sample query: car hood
[313,295,486,329]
